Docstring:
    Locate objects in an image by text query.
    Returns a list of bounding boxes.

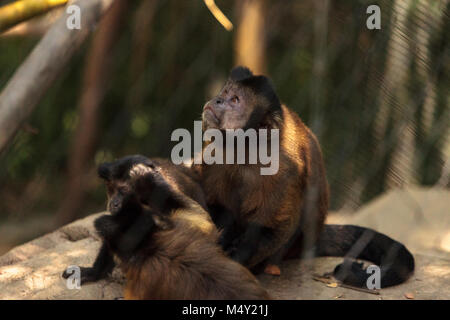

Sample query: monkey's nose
[111,199,120,210]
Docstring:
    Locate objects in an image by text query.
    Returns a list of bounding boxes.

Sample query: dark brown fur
[83,155,269,299]
[196,67,329,270]
[122,206,270,299]
[195,67,414,289]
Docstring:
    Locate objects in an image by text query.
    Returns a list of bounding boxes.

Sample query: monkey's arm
[62,242,115,284]
[62,215,117,284]
[208,204,240,250]
[114,211,157,255]
[209,204,281,266]
[132,167,189,211]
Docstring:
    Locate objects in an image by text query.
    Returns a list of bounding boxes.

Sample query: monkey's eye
[118,186,129,195]
[231,96,239,104]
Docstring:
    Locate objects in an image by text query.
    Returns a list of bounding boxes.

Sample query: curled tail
[316,224,415,288]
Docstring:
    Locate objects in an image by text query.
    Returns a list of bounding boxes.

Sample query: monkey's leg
[259,244,289,276]
[227,222,277,267]
[262,227,306,275]
[229,214,298,272]
[219,221,243,250]
[208,204,239,250]
[62,242,115,284]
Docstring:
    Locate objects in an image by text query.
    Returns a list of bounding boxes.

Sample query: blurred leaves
[0,0,67,33]
[0,0,447,219]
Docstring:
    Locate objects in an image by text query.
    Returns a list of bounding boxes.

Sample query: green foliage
[0,0,447,217]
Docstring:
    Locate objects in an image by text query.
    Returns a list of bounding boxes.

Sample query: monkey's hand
[62,242,115,285]
[129,163,155,178]
[129,163,171,200]
[226,233,256,265]
[219,228,239,251]
[228,223,274,267]
[61,266,106,284]
[222,232,242,256]
[224,244,237,256]
[131,166,191,212]
[61,267,74,279]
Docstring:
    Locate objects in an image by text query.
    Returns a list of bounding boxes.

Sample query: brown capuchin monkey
[63,155,270,299]
[194,66,414,288]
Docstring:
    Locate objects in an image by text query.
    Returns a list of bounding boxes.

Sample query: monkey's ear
[230,66,253,81]
[98,162,111,181]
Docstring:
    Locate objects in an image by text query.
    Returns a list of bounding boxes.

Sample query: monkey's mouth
[107,205,119,216]
[202,105,219,126]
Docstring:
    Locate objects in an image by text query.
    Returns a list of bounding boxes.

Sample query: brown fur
[146,158,207,210]
[196,68,329,269]
[122,207,270,300]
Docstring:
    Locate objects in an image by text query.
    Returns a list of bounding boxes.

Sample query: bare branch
[0,0,68,33]
[1,6,64,38]
[0,0,114,154]
[203,0,233,31]
[56,0,129,226]
[235,0,266,74]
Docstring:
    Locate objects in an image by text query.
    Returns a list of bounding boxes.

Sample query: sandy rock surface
[0,187,448,300]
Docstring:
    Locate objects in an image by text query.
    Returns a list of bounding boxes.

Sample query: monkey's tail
[315,224,415,288]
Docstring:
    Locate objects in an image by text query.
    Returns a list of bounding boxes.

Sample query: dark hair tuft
[230,66,253,81]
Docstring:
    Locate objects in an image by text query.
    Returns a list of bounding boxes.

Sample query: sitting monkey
[63,155,269,299]
[194,66,414,288]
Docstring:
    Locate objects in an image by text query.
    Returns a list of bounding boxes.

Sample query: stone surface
[0,213,125,300]
[327,186,450,257]
[0,187,448,300]
[259,253,450,300]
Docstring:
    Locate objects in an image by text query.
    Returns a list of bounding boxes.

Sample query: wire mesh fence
[0,0,448,253]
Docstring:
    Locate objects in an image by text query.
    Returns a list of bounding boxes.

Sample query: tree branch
[0,0,68,33]
[0,0,114,155]
[56,0,129,226]
[203,0,233,31]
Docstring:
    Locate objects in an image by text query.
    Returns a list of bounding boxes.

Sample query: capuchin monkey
[63,155,269,299]
[62,155,206,284]
[195,66,414,288]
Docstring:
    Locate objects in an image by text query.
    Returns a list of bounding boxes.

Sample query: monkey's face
[105,181,135,215]
[203,82,254,130]
[202,66,281,130]
[98,155,155,215]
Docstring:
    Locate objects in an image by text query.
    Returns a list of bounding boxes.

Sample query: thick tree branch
[0,0,68,33]
[1,6,64,37]
[204,0,233,31]
[235,0,266,74]
[0,0,114,155]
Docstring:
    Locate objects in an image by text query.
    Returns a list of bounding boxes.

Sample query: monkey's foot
[264,264,281,276]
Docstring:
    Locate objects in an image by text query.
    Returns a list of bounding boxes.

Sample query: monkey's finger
[61,270,71,279]
[130,163,154,178]
[264,264,281,276]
